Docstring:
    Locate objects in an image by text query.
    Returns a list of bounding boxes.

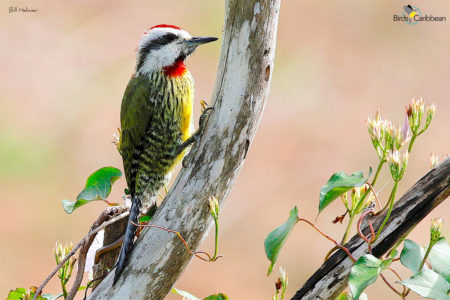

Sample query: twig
[33,209,130,300]
[66,236,94,300]
[66,207,127,300]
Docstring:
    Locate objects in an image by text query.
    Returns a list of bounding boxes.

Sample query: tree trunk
[88,0,281,299]
[292,157,450,299]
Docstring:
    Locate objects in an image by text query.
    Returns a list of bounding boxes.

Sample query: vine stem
[367,183,382,210]
[357,210,375,253]
[299,218,356,262]
[418,240,435,271]
[211,217,220,261]
[340,214,355,245]
[388,267,407,296]
[371,159,385,187]
[408,134,417,153]
[340,159,385,245]
[380,273,404,298]
[131,221,221,262]
[375,181,398,241]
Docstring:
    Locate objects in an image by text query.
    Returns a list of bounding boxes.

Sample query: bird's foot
[182,103,214,168]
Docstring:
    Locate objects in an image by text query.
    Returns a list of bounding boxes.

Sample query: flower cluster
[387,149,409,182]
[273,267,288,300]
[341,184,375,214]
[406,97,436,135]
[54,241,76,295]
[366,110,410,161]
[208,196,220,220]
[430,217,443,244]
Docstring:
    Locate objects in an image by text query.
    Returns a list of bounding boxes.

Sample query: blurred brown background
[1,1,449,299]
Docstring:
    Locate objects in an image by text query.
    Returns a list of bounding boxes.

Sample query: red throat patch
[163,59,187,77]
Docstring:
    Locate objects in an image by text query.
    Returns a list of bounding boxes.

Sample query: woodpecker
[114,24,217,284]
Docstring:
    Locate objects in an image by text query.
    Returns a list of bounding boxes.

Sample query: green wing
[120,75,154,195]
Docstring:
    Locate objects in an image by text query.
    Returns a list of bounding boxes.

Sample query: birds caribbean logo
[403,5,421,25]
[113,24,217,284]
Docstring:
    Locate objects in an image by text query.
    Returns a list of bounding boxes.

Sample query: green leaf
[139,215,152,223]
[428,237,450,281]
[264,206,299,275]
[62,167,122,214]
[349,254,391,300]
[318,168,371,214]
[335,292,368,300]
[171,288,202,300]
[400,239,426,274]
[7,288,48,300]
[400,269,450,300]
[204,294,229,300]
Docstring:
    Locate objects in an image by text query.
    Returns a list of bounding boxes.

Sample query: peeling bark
[88,1,281,299]
[292,157,450,299]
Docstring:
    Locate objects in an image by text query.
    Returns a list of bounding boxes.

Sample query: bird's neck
[162,59,187,77]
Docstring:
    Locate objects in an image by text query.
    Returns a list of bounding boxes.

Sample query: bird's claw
[182,105,213,168]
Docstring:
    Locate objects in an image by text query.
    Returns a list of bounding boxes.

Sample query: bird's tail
[113,197,141,285]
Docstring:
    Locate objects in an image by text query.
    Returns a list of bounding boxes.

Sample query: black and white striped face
[135,25,217,75]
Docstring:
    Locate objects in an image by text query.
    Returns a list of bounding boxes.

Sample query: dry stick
[66,207,127,300]
[130,221,221,262]
[66,235,94,300]
[33,209,130,300]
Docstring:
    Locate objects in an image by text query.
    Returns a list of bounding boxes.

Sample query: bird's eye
[142,33,178,53]
[154,33,178,46]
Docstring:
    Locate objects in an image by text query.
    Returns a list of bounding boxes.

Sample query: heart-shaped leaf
[400,269,450,300]
[428,237,450,281]
[400,239,427,274]
[264,206,299,275]
[319,168,371,214]
[349,254,391,300]
[62,167,122,214]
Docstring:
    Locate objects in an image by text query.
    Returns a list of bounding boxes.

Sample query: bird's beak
[186,36,218,45]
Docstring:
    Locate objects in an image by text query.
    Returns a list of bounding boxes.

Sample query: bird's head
[135,24,217,76]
